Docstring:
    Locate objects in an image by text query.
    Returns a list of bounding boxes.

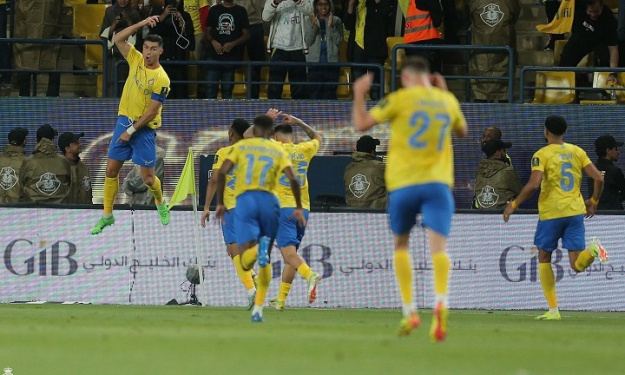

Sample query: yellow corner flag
[168,147,196,210]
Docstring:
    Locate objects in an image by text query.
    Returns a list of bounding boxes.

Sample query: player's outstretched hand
[503,201,515,222]
[291,208,307,228]
[353,73,373,97]
[200,208,210,228]
[215,204,226,223]
[144,15,160,28]
[430,73,448,91]
[282,114,302,125]
[265,108,282,121]
[584,199,596,218]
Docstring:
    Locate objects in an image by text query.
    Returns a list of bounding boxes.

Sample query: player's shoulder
[216,144,233,156]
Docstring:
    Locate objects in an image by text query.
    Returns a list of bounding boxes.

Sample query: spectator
[473,138,522,210]
[100,0,143,97]
[559,0,618,81]
[235,0,266,98]
[150,0,196,99]
[0,0,12,91]
[13,0,63,97]
[543,0,564,51]
[0,127,29,203]
[588,134,625,210]
[123,146,165,205]
[304,0,344,99]
[184,0,210,98]
[58,132,93,205]
[19,124,71,203]
[403,0,443,73]
[344,0,394,100]
[343,135,387,209]
[263,0,313,99]
[469,0,519,103]
[203,0,250,99]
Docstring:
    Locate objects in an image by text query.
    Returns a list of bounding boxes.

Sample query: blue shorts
[276,208,309,249]
[388,183,454,236]
[108,116,157,168]
[534,215,585,251]
[221,208,237,245]
[234,191,280,246]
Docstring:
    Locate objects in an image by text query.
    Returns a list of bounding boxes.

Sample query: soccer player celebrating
[352,56,467,341]
[269,114,322,311]
[91,15,171,235]
[503,115,609,320]
[201,118,257,309]
[215,115,306,322]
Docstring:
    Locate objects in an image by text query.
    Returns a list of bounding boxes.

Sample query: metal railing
[519,66,625,103]
[0,38,108,98]
[390,44,515,103]
[114,60,386,99]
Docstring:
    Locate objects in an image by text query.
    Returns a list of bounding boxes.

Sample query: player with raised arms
[352,56,467,341]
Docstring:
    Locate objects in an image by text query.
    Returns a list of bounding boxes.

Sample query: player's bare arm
[114,15,160,58]
[215,159,235,220]
[201,167,220,227]
[283,166,306,227]
[583,163,605,217]
[283,114,322,144]
[117,100,162,143]
[503,170,543,222]
[352,73,378,131]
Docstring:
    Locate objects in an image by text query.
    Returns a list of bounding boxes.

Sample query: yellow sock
[240,245,258,271]
[255,265,271,307]
[147,176,164,205]
[574,249,595,272]
[394,248,413,305]
[232,255,255,290]
[103,176,119,215]
[539,263,558,309]
[432,252,450,296]
[277,282,291,301]
[297,263,313,280]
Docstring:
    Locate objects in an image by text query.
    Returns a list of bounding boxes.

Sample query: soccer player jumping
[504,115,609,321]
[352,57,468,341]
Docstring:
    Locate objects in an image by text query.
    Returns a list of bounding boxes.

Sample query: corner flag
[168,147,196,209]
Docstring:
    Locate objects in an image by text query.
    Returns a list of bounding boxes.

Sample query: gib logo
[4,239,78,276]
[499,246,564,282]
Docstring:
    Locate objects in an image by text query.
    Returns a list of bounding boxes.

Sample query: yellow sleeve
[531,149,545,172]
[578,146,592,168]
[279,150,293,172]
[299,139,320,159]
[126,46,142,69]
[449,95,467,131]
[212,148,225,170]
[224,144,238,165]
[369,93,395,124]
[152,71,171,99]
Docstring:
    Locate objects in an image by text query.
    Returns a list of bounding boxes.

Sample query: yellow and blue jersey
[213,145,238,210]
[274,139,319,210]
[225,137,292,198]
[532,143,592,221]
[369,86,466,191]
[118,46,170,129]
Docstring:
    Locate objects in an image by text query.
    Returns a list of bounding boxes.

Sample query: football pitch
[1,305,622,375]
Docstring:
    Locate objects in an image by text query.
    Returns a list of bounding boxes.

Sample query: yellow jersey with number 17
[212,145,238,210]
[225,137,292,198]
[118,46,170,129]
[274,139,320,210]
[531,142,592,221]
[369,86,466,191]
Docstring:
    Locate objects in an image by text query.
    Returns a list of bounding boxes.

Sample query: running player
[201,118,257,309]
[215,115,306,322]
[91,15,171,234]
[352,56,468,341]
[503,115,609,320]
[269,114,322,310]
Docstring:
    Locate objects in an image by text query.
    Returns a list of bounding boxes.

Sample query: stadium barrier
[0,206,623,311]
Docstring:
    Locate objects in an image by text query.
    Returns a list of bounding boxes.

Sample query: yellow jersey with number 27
[369,86,466,191]
[225,137,292,198]
[531,142,592,221]
[274,139,320,210]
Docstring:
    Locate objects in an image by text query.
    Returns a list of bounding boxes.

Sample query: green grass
[0,305,623,375]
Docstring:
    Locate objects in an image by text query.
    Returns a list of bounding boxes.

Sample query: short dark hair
[253,115,274,130]
[230,118,250,138]
[401,56,430,74]
[274,124,293,135]
[544,115,567,136]
[584,0,602,7]
[144,34,164,47]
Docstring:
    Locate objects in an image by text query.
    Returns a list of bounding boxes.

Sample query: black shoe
[544,39,555,51]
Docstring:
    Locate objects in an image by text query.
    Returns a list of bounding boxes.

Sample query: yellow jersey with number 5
[369,86,466,191]
[274,139,320,210]
[531,143,591,220]
[224,137,292,198]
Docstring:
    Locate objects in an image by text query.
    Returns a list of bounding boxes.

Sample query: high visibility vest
[403,2,441,43]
